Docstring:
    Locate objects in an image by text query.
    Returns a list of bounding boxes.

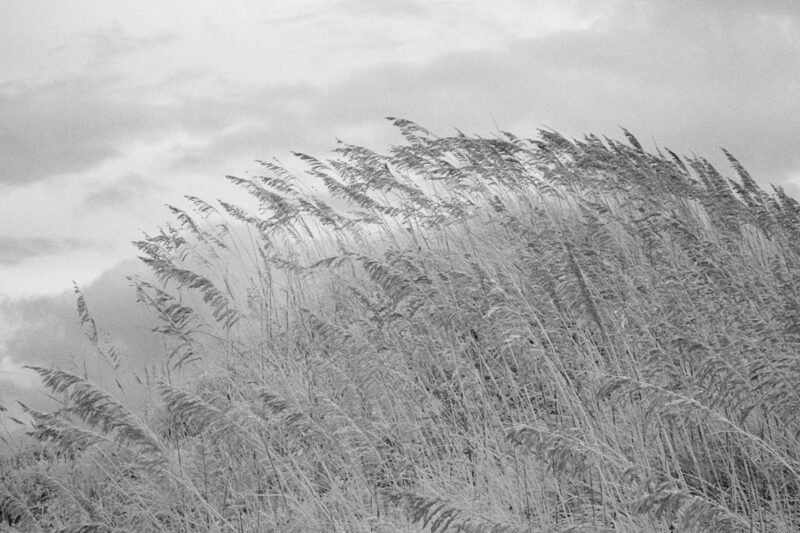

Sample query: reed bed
[3,119,800,532]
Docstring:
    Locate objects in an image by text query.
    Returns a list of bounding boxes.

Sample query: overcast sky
[1,1,799,422]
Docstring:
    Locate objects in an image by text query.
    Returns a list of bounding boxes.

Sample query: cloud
[156,0,799,193]
[79,23,177,67]
[2,0,798,193]
[0,75,150,185]
[0,259,163,412]
[0,356,40,391]
[156,84,336,174]
[0,70,238,187]
[335,0,426,18]
[0,0,607,189]
[0,236,95,266]
[83,173,168,209]
[267,1,799,188]
[0,67,324,188]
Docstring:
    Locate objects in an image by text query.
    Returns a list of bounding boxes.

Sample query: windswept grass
[4,119,800,532]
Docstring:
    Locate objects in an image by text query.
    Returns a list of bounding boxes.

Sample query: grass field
[3,119,800,532]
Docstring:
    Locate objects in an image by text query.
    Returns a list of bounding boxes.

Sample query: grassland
[3,119,800,532]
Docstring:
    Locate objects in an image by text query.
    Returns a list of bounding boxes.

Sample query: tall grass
[4,119,800,532]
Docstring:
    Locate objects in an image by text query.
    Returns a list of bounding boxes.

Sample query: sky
[1,0,800,428]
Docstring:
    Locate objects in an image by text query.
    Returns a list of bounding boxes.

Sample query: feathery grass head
[7,120,800,532]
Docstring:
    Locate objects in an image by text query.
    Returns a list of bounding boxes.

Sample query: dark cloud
[0,66,323,186]
[3,1,798,193]
[0,236,92,265]
[0,72,239,186]
[0,259,162,413]
[83,173,168,208]
[0,76,152,185]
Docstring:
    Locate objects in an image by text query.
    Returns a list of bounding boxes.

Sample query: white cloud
[0,356,40,391]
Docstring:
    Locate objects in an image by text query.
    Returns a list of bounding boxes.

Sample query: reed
[3,119,800,532]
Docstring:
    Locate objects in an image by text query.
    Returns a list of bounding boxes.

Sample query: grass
[3,118,800,531]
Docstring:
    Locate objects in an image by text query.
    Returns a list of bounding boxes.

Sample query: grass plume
[3,119,800,531]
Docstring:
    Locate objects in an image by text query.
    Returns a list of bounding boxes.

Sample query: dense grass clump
[4,119,800,531]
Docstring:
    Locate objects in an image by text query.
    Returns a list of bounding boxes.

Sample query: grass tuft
[4,120,800,531]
